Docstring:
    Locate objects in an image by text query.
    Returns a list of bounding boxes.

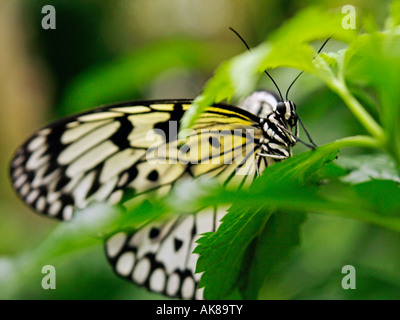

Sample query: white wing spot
[27,135,46,152]
[116,252,136,277]
[26,189,40,204]
[94,176,118,202]
[63,205,74,221]
[66,140,118,177]
[108,190,123,204]
[110,106,151,114]
[150,104,174,111]
[36,196,46,212]
[61,119,113,144]
[100,149,144,183]
[106,232,127,258]
[117,172,129,187]
[48,200,62,216]
[78,112,123,122]
[47,191,61,203]
[62,173,83,194]
[181,276,195,299]
[26,145,49,170]
[37,128,51,136]
[66,121,80,129]
[166,273,180,297]
[132,258,151,285]
[58,121,120,165]
[13,174,27,189]
[195,287,204,300]
[12,167,23,178]
[20,183,30,197]
[73,171,96,208]
[29,165,49,189]
[12,155,25,167]
[149,268,166,292]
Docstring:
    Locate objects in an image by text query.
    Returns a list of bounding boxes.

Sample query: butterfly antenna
[297,116,317,148]
[285,37,332,100]
[285,71,303,101]
[284,37,332,148]
[229,27,284,101]
[276,123,316,149]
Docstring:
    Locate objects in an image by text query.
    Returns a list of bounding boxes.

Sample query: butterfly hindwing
[106,206,227,300]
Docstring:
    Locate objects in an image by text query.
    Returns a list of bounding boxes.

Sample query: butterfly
[9,29,327,299]
[9,88,308,298]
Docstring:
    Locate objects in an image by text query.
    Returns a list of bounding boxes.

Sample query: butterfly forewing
[10,100,263,219]
[10,98,276,299]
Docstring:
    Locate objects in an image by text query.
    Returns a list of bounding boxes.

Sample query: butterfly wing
[106,206,230,299]
[238,90,280,118]
[10,99,267,219]
[10,99,273,299]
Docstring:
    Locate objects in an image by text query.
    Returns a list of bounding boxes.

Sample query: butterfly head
[275,100,297,124]
[271,100,299,146]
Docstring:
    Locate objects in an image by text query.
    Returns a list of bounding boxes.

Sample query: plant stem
[332,79,386,142]
[319,135,382,153]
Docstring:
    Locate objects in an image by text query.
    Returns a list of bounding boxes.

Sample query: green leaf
[386,0,400,29]
[317,179,400,232]
[0,204,124,299]
[179,62,234,132]
[315,162,349,181]
[268,7,356,45]
[238,211,307,300]
[353,180,400,216]
[180,6,357,130]
[195,204,272,300]
[195,147,339,300]
[345,32,400,162]
[337,154,400,184]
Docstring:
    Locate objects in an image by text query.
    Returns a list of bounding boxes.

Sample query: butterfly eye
[276,102,286,116]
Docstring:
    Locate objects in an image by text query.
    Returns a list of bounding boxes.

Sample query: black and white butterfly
[9,30,328,299]
[9,90,306,298]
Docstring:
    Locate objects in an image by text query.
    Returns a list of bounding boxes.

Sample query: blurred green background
[1,0,400,300]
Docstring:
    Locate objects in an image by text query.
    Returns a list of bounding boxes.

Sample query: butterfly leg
[257,152,287,160]
[255,153,260,176]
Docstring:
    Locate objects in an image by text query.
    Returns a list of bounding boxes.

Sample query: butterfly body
[240,91,299,160]
[10,90,300,299]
